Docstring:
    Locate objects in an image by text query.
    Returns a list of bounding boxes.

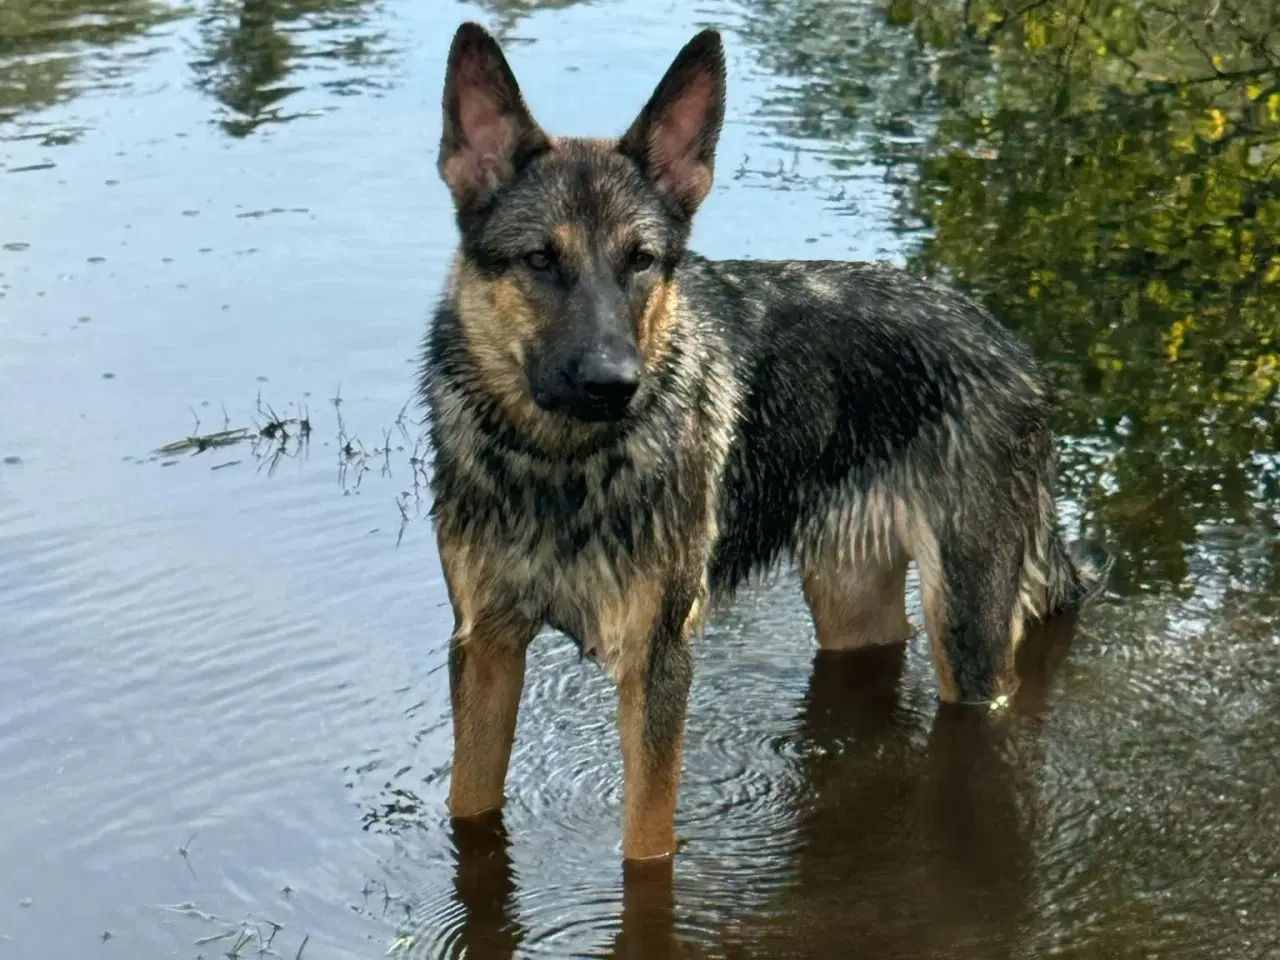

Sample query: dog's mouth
[530,387,635,424]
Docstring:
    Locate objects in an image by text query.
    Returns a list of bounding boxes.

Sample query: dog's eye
[524,249,555,271]
[628,250,657,273]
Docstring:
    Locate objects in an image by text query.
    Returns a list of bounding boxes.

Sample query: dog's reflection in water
[446,612,1079,960]
[446,815,689,960]
[447,814,524,960]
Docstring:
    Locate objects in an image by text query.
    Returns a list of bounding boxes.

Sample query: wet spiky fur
[420,22,1112,862]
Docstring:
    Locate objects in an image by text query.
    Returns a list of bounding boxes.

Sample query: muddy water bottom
[2,0,1279,957]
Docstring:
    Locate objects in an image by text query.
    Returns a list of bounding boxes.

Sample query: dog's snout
[576,347,641,406]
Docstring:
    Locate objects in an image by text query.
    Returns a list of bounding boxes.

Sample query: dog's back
[675,258,1051,586]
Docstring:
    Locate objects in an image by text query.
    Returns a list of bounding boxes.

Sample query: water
[1,1,1277,957]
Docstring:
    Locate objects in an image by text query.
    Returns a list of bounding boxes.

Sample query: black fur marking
[641,573,700,760]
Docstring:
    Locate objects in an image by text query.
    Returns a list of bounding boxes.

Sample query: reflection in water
[468,1,594,37]
[445,816,696,960]
[739,0,1280,595]
[432,616,1081,960]
[448,814,527,960]
[609,861,691,960]
[190,0,396,136]
[0,0,181,136]
[0,0,399,140]
[782,659,1030,958]
[711,624,1082,960]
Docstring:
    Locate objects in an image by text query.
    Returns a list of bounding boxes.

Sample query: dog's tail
[1043,534,1114,616]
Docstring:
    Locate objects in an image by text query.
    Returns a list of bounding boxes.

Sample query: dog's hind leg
[802,549,913,651]
[918,530,1026,706]
[439,539,541,820]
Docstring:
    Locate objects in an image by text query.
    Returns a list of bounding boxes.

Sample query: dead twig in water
[152,387,435,537]
[178,832,198,879]
[153,428,253,457]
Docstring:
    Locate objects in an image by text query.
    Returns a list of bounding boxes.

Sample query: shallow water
[1,1,1278,958]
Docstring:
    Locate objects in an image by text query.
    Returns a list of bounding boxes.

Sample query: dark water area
[1,1,1278,957]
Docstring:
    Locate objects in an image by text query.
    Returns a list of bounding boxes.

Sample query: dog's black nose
[578,349,641,405]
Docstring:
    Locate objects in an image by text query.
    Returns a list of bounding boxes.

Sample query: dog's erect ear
[618,29,726,220]
[439,22,550,218]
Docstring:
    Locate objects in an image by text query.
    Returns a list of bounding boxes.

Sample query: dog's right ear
[439,22,550,219]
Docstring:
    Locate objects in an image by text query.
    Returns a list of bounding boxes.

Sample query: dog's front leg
[439,538,541,820]
[612,572,704,862]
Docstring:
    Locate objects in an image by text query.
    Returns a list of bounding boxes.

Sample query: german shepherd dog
[420,22,1111,861]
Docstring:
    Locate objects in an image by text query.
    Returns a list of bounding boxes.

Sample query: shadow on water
[738,0,1280,596]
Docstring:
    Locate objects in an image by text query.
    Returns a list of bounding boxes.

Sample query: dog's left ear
[439,22,550,219]
[618,29,726,220]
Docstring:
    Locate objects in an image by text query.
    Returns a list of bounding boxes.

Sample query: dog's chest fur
[425,302,741,672]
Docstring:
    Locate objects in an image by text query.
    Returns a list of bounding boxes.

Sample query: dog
[418,21,1112,862]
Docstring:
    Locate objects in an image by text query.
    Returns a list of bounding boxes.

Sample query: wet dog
[419,22,1111,861]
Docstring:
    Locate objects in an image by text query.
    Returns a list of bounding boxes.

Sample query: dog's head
[437,22,725,426]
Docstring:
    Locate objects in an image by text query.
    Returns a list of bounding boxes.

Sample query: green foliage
[741,0,1280,591]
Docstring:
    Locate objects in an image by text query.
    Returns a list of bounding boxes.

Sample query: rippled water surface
[2,1,1279,957]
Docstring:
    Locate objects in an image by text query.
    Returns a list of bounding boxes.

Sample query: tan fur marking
[439,537,539,819]
[448,633,528,818]
[896,513,963,703]
[994,611,1025,702]
[551,223,588,265]
[682,586,707,640]
[637,278,677,368]
[456,264,543,430]
[921,579,959,704]
[802,556,912,651]
[1009,611,1026,655]
[591,572,665,682]
[488,274,540,339]
[618,666,683,861]
[453,259,621,455]
[592,571,691,861]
